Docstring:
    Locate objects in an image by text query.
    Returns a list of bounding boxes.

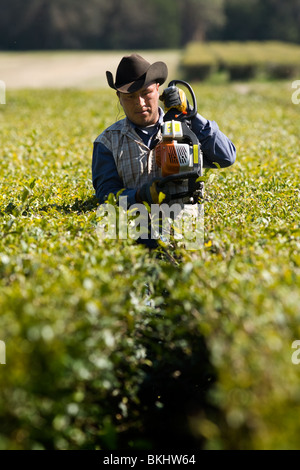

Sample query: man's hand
[159,86,188,114]
[136,178,170,205]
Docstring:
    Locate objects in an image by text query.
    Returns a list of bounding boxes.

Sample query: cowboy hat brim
[106,61,168,93]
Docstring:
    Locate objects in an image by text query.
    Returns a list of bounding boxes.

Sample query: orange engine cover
[155,141,192,177]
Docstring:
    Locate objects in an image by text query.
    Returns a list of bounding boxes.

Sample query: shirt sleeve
[92,141,137,206]
[191,114,236,168]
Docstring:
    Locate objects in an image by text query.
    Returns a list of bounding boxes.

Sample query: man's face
[118,82,160,127]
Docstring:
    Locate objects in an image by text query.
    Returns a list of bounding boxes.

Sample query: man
[92,54,236,246]
[92,53,235,204]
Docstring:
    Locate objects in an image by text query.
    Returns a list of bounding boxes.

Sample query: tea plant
[0,81,299,449]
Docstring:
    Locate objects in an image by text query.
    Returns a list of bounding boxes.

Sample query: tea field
[0,79,299,450]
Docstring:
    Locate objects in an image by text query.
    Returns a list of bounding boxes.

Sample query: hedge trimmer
[155,80,204,203]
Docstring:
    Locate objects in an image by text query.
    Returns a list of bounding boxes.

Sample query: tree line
[0,0,299,50]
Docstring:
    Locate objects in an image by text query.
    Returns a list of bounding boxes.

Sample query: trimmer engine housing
[155,120,201,177]
[155,140,194,177]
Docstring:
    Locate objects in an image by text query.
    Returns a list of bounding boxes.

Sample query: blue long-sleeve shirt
[92,112,236,205]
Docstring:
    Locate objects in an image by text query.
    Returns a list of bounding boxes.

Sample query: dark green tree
[266,0,300,43]
[179,0,226,43]
[222,0,300,43]
[1,0,299,50]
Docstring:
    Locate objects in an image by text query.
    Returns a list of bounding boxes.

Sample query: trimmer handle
[167,79,198,120]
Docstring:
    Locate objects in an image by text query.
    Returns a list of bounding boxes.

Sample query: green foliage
[181,41,300,81]
[0,81,300,449]
[224,0,300,43]
[181,41,218,80]
[0,0,222,50]
[1,0,300,50]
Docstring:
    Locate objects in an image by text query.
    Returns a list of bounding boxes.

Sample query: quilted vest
[95,117,162,190]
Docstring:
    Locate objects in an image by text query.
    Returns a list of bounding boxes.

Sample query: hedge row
[181,41,300,81]
[0,85,300,450]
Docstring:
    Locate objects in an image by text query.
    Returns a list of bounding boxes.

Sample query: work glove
[160,86,189,114]
[137,178,170,205]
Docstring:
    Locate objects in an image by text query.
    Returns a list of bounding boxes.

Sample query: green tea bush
[263,42,300,79]
[180,41,217,81]
[0,81,299,449]
[210,41,260,81]
[181,41,300,81]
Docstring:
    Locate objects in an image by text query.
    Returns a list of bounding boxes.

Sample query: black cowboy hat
[106,54,168,93]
